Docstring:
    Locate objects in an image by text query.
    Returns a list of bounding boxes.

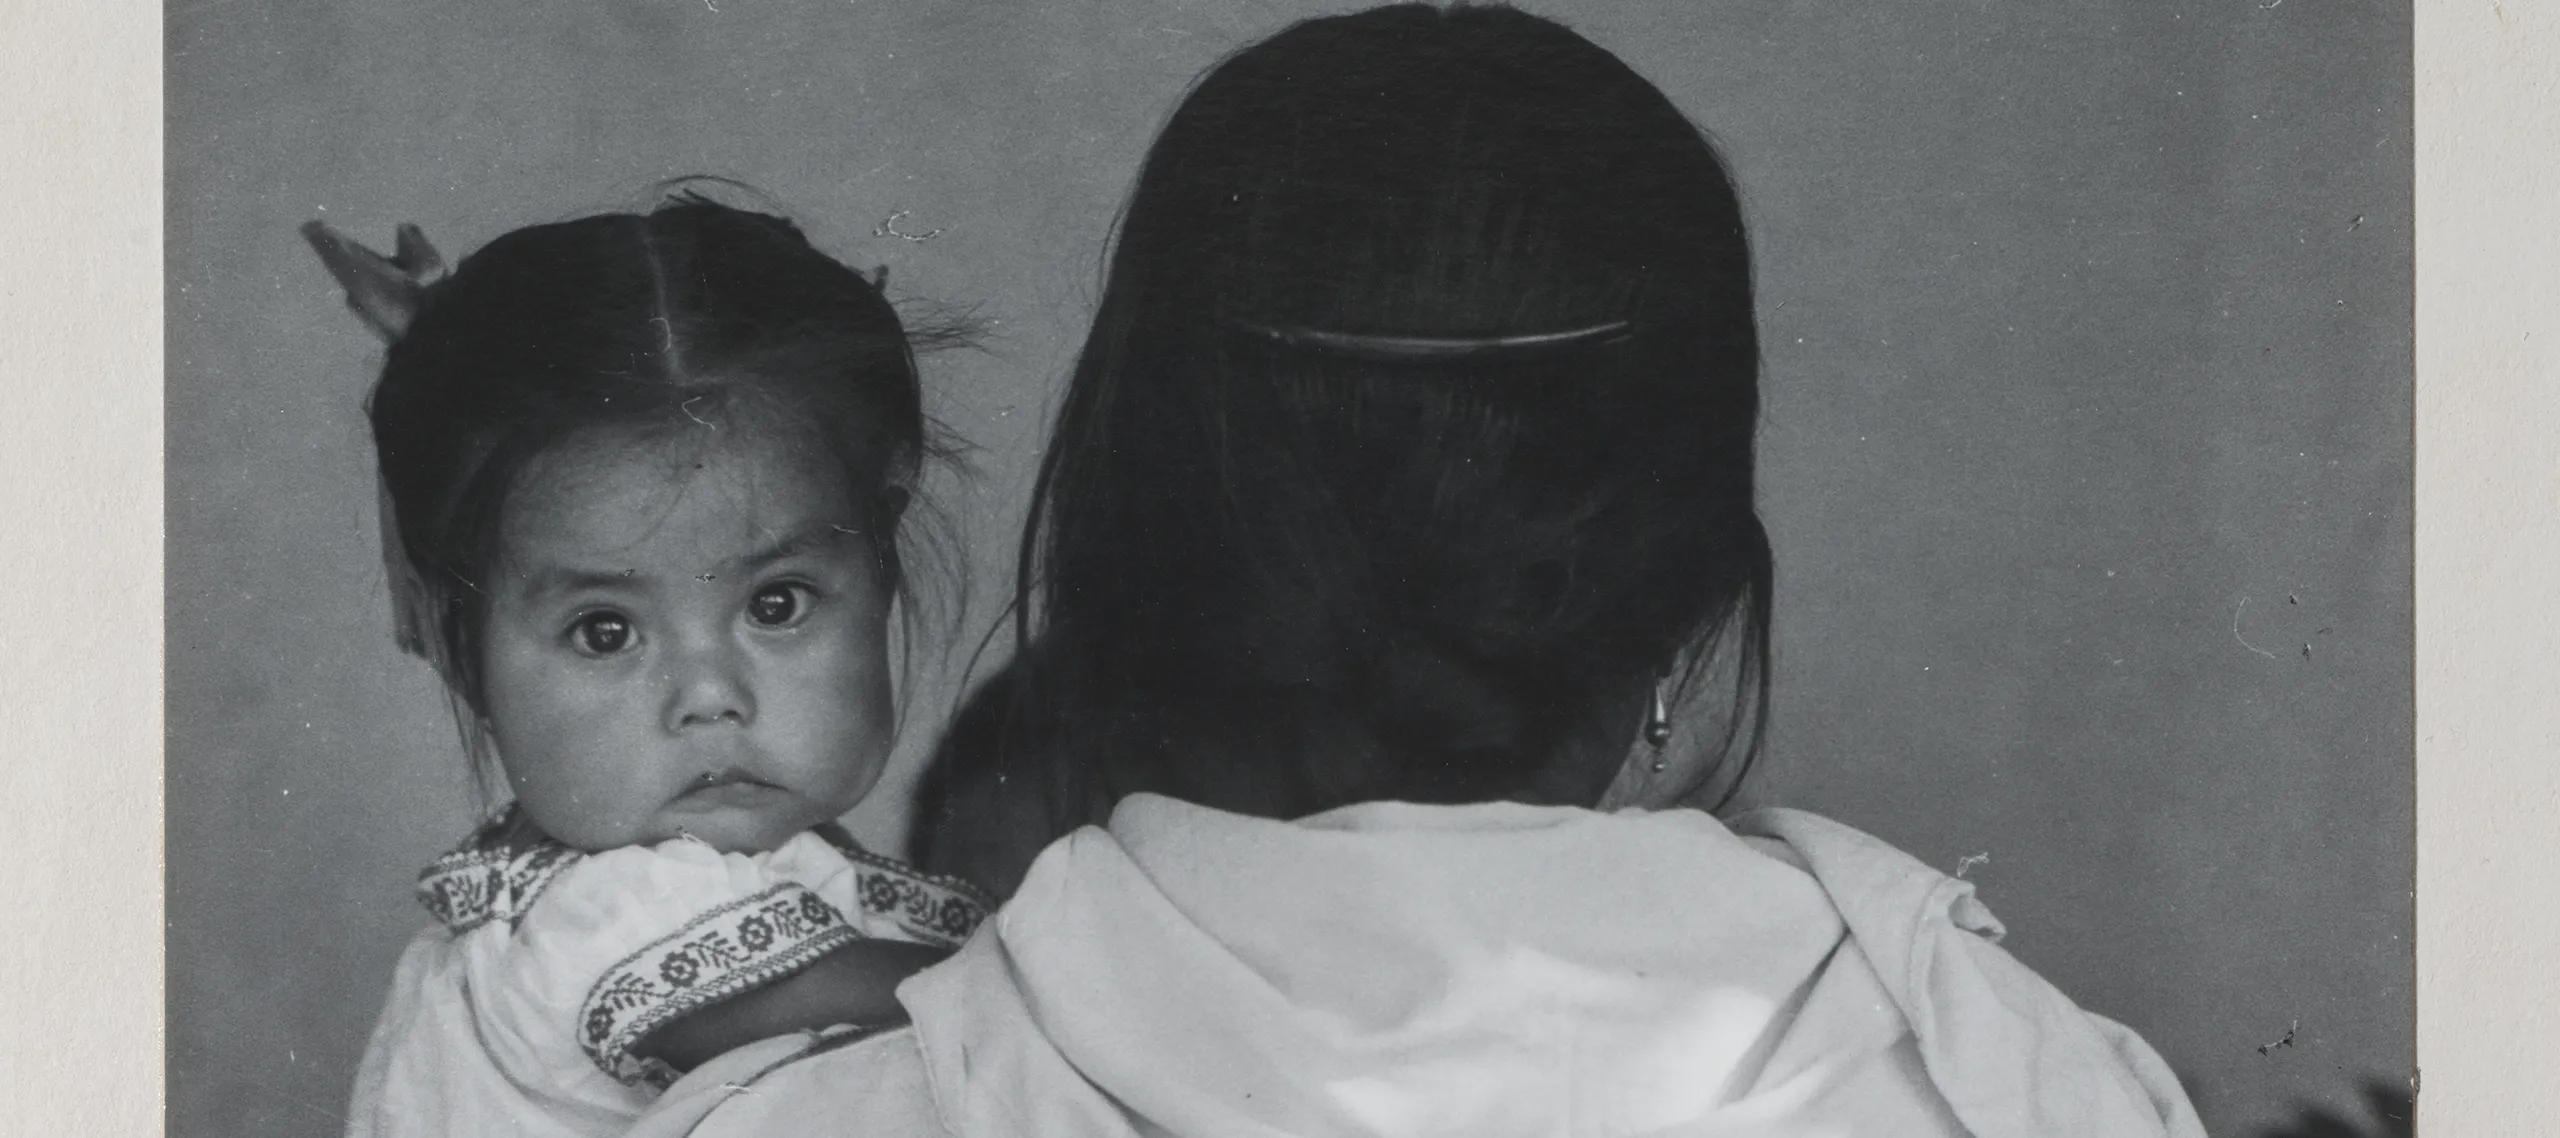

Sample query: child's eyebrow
[515,523,866,597]
[520,566,642,599]
[737,521,864,572]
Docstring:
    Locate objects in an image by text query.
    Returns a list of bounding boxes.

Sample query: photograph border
[0,0,2546,1131]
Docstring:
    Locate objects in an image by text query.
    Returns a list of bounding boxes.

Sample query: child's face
[477,424,897,853]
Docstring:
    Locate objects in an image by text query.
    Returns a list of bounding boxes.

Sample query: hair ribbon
[302,220,448,344]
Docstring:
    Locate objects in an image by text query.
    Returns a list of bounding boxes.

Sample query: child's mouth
[678,769,787,806]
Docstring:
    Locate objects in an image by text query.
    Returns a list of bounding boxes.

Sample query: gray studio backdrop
[168,2,2411,1135]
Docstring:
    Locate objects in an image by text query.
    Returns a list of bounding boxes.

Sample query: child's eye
[746,584,817,629]
[568,612,635,657]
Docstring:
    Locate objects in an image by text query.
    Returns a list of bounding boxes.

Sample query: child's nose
[664,640,756,731]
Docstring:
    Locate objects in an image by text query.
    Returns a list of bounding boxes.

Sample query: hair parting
[340,186,980,795]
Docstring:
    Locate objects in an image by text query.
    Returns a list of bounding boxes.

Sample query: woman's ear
[303,220,447,343]
[1592,637,1729,812]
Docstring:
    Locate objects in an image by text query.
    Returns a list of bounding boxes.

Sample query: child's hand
[631,938,953,1075]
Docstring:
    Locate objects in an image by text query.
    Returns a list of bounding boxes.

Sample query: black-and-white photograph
[167,3,2412,1136]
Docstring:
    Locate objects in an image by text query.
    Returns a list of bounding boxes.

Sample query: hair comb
[1234,319,1634,362]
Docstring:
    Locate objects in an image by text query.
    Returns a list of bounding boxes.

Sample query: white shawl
[633,796,2203,1138]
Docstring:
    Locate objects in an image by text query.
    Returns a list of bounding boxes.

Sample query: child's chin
[649,809,811,855]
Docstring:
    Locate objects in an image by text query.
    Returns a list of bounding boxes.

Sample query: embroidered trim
[853,865,988,946]
[812,827,992,947]
[416,810,585,933]
[578,883,861,1088]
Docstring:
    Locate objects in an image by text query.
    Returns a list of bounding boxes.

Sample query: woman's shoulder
[1720,806,2008,940]
[1723,805,2206,1138]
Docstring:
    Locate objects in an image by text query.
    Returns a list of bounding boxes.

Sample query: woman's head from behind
[368,196,952,853]
[998,2,1769,827]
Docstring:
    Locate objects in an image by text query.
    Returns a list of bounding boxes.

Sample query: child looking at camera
[309,196,989,1138]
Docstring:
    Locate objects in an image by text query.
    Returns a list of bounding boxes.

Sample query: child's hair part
[921,2,1772,884]
[367,194,968,776]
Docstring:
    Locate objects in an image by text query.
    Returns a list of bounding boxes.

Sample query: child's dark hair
[368,194,966,775]
[917,3,1770,895]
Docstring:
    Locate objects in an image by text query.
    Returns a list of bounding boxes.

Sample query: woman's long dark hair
[917,3,1770,897]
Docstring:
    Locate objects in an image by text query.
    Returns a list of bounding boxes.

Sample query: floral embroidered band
[573,862,991,1087]
[825,832,993,946]
[580,883,861,1087]
[415,818,581,934]
[412,809,996,1086]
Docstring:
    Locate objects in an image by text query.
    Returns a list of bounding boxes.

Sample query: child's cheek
[487,630,618,722]
[766,614,894,808]
[491,666,671,848]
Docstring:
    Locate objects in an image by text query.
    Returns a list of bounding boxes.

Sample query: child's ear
[376,478,440,662]
[872,486,911,583]
[302,220,447,343]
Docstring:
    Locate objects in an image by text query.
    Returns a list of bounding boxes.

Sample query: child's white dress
[343,808,990,1138]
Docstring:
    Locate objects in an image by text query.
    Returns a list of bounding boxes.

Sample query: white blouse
[343,809,988,1138]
